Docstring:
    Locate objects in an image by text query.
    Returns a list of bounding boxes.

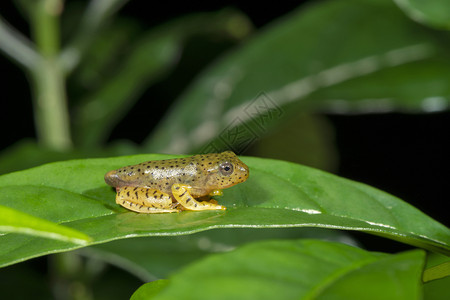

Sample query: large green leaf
[143,0,450,154]
[0,154,448,268]
[131,239,426,300]
[87,228,351,280]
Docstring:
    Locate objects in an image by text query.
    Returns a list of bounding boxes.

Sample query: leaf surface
[131,239,425,300]
[88,228,350,280]
[0,154,448,268]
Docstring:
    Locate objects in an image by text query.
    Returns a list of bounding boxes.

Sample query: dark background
[2,0,449,249]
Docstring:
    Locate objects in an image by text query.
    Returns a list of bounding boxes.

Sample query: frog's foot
[172,184,226,211]
[116,186,180,213]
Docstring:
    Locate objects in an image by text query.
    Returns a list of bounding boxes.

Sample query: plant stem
[30,0,72,151]
[0,16,40,70]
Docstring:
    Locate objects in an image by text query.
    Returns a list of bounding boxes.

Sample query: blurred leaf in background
[394,0,450,30]
[144,0,450,156]
[1,0,449,174]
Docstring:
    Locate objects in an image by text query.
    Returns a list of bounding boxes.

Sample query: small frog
[105,151,249,213]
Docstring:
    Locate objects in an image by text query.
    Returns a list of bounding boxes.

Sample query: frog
[104,151,249,213]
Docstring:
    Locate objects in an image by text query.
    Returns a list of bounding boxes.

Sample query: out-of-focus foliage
[144,0,450,156]
[394,0,450,29]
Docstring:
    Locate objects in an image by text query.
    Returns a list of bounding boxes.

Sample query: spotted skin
[116,186,179,213]
[105,151,249,213]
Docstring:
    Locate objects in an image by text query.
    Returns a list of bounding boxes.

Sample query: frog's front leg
[116,186,180,213]
[172,184,226,211]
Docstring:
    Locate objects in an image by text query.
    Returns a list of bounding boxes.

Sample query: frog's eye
[219,162,234,176]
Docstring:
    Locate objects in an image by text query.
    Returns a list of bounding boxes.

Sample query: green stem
[0,16,39,70]
[30,0,72,151]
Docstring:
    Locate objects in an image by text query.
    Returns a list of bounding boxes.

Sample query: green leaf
[0,204,91,246]
[309,58,450,114]
[133,239,426,300]
[0,154,448,268]
[143,0,450,153]
[394,0,450,30]
[131,280,169,300]
[88,228,351,280]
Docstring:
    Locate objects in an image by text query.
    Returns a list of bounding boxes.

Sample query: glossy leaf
[0,154,448,268]
[394,0,450,30]
[143,0,450,154]
[131,239,426,300]
[0,204,91,245]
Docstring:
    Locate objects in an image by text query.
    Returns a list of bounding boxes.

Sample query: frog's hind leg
[116,186,180,213]
[171,184,226,211]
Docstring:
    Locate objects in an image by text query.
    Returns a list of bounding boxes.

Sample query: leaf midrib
[251,163,401,228]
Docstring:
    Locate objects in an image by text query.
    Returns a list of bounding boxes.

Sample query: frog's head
[105,163,143,188]
[204,151,249,189]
